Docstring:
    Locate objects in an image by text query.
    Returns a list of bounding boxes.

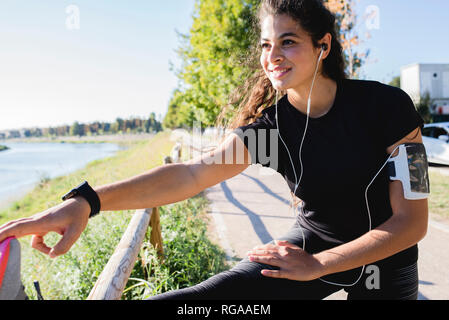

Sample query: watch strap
[62,181,101,218]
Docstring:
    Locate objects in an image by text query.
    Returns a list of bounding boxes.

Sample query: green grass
[21,211,132,299]
[123,195,229,300]
[0,131,229,300]
[429,170,449,220]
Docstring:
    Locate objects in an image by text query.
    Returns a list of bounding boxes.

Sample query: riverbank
[0,183,35,212]
[0,133,156,148]
[0,141,121,214]
[0,133,162,225]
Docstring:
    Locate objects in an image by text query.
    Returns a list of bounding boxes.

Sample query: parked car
[422,122,449,166]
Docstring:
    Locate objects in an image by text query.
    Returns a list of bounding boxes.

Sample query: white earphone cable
[275,48,324,251]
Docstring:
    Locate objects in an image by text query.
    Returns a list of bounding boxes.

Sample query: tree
[23,129,32,138]
[169,0,259,127]
[148,112,163,132]
[110,122,119,134]
[389,76,401,88]
[103,122,111,133]
[164,89,199,129]
[70,121,84,136]
[416,92,432,124]
[324,0,369,79]
[56,125,70,136]
[115,118,124,133]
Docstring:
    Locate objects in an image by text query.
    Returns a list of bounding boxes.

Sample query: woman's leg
[148,226,343,300]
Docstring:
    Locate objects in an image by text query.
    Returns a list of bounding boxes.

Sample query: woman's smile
[269,66,292,80]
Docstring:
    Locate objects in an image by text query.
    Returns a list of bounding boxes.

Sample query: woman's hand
[0,197,91,258]
[247,240,325,281]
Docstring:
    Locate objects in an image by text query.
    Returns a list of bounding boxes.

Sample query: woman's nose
[268,45,283,64]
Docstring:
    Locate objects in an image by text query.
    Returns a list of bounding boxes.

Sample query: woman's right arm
[97,132,251,211]
[0,133,251,258]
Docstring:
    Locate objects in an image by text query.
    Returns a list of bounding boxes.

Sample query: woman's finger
[249,254,283,267]
[0,219,44,242]
[49,227,81,258]
[247,249,278,256]
[0,218,33,240]
[276,240,299,249]
[248,242,284,255]
[261,269,285,279]
[31,235,52,255]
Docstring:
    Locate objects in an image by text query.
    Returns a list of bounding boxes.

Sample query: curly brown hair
[215,0,347,132]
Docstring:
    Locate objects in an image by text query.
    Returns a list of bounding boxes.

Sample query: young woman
[0,0,428,300]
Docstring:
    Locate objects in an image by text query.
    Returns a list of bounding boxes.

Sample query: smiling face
[259,14,324,93]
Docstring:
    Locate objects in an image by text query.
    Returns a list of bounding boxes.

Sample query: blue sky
[0,0,197,130]
[0,0,448,131]
[355,0,449,82]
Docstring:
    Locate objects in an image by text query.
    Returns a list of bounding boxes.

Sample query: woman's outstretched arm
[0,133,251,258]
[98,133,251,211]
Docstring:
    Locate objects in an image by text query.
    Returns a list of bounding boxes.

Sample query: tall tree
[70,121,84,137]
[167,0,259,127]
[325,0,369,78]
[416,92,432,124]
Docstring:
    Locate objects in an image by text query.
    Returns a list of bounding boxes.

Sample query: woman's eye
[282,39,295,46]
[261,43,270,49]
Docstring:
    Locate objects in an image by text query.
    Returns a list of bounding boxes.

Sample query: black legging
[148,223,419,300]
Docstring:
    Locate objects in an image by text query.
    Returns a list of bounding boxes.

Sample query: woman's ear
[318,32,332,59]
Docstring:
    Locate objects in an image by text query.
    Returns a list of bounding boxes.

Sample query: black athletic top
[233,79,424,267]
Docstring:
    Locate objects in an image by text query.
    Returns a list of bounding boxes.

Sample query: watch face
[62,189,78,201]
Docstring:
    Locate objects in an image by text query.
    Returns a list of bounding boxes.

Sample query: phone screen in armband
[387,143,430,200]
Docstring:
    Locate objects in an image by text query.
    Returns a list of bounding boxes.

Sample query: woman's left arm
[248,127,429,281]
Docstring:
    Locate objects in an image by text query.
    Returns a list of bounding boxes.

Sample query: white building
[401,63,449,114]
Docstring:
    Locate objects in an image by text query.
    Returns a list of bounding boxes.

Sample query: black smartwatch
[62,181,101,218]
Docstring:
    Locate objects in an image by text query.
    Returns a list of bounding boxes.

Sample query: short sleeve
[231,107,284,174]
[378,85,424,148]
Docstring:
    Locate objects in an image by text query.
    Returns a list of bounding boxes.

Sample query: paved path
[204,164,449,300]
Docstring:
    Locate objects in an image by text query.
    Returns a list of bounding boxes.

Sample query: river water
[0,142,121,209]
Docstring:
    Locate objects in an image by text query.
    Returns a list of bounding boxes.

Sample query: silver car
[422,122,449,166]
